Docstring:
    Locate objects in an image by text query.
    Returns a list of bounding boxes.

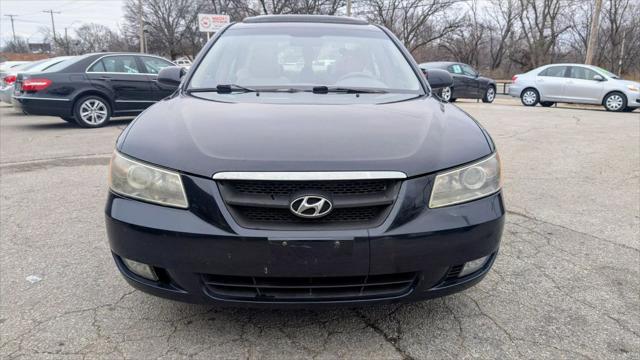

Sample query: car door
[137,55,178,100]
[534,66,569,101]
[461,64,482,98]
[86,55,153,113]
[447,64,469,98]
[563,66,605,104]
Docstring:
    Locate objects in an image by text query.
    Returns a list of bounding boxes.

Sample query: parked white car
[0,56,74,103]
[509,64,639,112]
[174,58,192,70]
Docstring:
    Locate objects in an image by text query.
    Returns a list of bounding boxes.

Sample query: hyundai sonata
[106,15,505,306]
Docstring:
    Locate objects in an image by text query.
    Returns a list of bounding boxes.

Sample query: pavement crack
[506,210,639,253]
[353,309,415,360]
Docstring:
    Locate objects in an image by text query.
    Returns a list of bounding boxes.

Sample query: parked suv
[12,53,176,127]
[105,15,504,306]
[419,61,497,103]
[509,63,639,112]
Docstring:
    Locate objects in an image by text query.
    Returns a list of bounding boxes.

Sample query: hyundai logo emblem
[290,195,333,218]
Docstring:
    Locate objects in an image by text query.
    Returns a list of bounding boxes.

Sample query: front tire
[439,86,452,102]
[482,86,496,103]
[521,88,539,106]
[603,92,627,112]
[73,96,111,128]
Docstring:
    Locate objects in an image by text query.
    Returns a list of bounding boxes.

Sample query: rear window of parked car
[538,66,567,77]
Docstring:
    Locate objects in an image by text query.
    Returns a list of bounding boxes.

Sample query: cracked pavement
[1,100,638,359]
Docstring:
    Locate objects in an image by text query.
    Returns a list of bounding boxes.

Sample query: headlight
[109,151,188,208]
[627,85,639,92]
[429,153,501,208]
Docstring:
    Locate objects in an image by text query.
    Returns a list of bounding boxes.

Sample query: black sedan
[12,52,177,127]
[105,15,504,307]
[419,62,497,103]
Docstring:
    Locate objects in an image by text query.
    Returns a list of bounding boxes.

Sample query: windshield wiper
[312,86,388,94]
[187,84,257,94]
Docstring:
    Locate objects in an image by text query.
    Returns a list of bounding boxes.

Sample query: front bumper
[106,174,505,307]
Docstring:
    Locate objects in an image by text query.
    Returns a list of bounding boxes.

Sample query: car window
[189,25,422,94]
[42,57,79,73]
[461,64,477,77]
[140,56,174,74]
[569,66,600,80]
[538,66,567,77]
[449,64,463,74]
[88,56,141,74]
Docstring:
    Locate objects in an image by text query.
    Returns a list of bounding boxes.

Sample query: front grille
[240,206,388,224]
[202,272,417,302]
[217,179,401,230]
[231,180,390,195]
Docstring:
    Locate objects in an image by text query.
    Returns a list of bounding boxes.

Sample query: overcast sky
[0,0,125,45]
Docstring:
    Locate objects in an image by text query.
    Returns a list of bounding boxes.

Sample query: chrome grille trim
[212,171,407,181]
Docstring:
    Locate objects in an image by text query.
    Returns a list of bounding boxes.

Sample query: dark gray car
[419,61,497,103]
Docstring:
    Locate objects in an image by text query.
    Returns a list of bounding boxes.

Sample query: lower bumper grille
[202,272,418,302]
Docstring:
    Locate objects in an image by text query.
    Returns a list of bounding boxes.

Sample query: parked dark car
[419,62,497,103]
[12,52,176,127]
[106,15,505,307]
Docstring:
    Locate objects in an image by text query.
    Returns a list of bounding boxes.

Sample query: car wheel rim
[80,99,108,124]
[606,95,623,110]
[487,88,495,101]
[441,87,451,101]
[522,91,536,105]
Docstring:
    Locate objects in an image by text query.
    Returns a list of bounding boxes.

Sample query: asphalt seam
[0,154,111,174]
[506,210,640,253]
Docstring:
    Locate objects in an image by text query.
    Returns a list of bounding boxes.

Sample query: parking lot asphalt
[1,99,638,359]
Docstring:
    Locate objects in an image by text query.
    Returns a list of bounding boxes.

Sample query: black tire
[73,95,112,128]
[603,92,627,112]
[540,101,554,107]
[60,116,75,123]
[520,88,539,106]
[482,86,496,103]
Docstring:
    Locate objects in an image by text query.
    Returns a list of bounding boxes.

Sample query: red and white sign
[198,14,230,32]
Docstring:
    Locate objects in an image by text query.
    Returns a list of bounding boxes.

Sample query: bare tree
[1,37,30,53]
[363,0,463,54]
[439,0,486,67]
[124,0,208,59]
[513,0,574,68]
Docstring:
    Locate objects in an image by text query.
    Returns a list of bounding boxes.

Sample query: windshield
[594,67,619,79]
[189,24,423,94]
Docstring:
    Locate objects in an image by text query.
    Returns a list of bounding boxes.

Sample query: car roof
[243,15,368,25]
[419,61,458,68]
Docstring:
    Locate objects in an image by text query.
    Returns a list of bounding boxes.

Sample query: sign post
[198,14,230,40]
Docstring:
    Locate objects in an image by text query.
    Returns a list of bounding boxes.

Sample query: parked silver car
[0,56,74,103]
[509,64,639,112]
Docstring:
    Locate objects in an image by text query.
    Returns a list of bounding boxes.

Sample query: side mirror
[157,66,186,86]
[425,69,454,89]
[593,74,605,81]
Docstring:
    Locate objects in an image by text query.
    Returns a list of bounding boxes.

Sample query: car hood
[118,94,492,178]
[613,78,640,87]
